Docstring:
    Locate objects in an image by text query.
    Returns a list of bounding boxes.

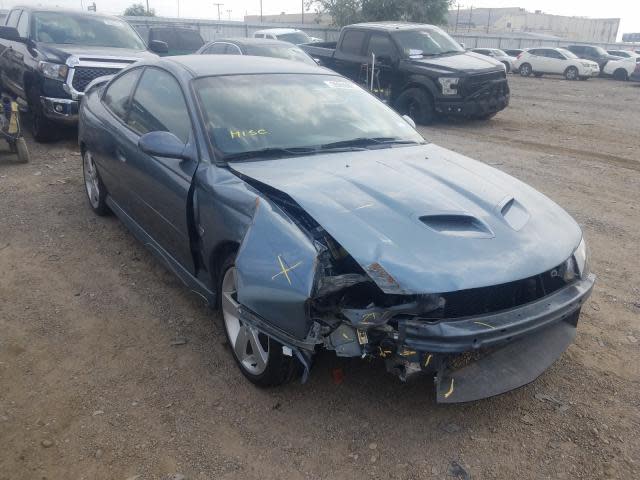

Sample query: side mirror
[149,40,169,54]
[402,115,416,129]
[459,42,466,49]
[139,131,187,159]
[313,57,323,66]
[0,26,26,43]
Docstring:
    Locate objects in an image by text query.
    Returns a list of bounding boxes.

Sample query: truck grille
[460,71,509,97]
[72,67,122,92]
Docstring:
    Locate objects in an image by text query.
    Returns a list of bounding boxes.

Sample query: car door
[122,67,198,272]
[543,49,566,74]
[527,49,546,72]
[0,9,26,97]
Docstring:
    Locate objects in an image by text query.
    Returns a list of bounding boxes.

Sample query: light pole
[260,0,263,23]
[301,0,304,24]
[213,3,224,21]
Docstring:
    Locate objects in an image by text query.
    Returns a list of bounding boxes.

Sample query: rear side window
[103,69,142,121]
[6,9,21,28]
[366,33,396,58]
[340,30,366,55]
[528,49,543,56]
[127,68,191,143]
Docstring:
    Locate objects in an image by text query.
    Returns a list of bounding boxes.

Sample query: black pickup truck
[301,22,510,124]
[0,7,167,141]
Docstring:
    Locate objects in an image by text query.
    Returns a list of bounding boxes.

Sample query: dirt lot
[1,76,639,480]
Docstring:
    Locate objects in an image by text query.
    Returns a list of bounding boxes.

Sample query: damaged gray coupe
[78,56,595,402]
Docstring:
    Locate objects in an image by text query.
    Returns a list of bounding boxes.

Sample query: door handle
[116,150,127,163]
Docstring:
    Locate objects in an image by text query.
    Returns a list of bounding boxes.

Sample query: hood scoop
[419,214,494,239]
[498,197,530,231]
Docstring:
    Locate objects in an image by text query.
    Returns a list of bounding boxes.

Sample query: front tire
[219,256,300,387]
[394,87,435,125]
[565,66,579,81]
[613,69,628,81]
[82,149,110,216]
[26,87,55,143]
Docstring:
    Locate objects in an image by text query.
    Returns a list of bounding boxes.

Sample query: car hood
[407,51,504,74]
[36,43,156,64]
[231,144,582,295]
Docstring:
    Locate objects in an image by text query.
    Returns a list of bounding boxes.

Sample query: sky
[1,0,638,37]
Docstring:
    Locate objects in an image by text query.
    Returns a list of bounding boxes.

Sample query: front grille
[460,71,508,97]
[72,66,122,92]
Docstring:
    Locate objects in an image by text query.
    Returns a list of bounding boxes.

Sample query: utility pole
[226,9,232,20]
[213,3,224,21]
[260,0,263,23]
[301,0,304,24]
[468,6,473,33]
[455,3,460,33]
[486,8,491,34]
[177,0,180,17]
[146,0,150,14]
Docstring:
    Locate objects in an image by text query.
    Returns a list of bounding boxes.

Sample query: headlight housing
[573,237,590,279]
[438,77,459,96]
[38,61,69,81]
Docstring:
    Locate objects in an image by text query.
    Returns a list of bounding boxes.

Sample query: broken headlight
[573,237,590,279]
[38,61,69,81]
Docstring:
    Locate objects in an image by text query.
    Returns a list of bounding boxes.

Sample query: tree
[123,3,156,17]
[308,0,452,27]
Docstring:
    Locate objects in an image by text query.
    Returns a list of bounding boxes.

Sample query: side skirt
[106,196,216,307]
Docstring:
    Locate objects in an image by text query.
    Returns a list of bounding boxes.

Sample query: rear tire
[218,255,300,387]
[519,63,532,77]
[394,87,435,125]
[564,66,579,81]
[613,69,628,81]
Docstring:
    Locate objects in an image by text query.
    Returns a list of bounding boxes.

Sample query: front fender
[235,198,318,340]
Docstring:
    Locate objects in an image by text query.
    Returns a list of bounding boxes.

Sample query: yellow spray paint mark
[474,321,496,330]
[424,354,433,368]
[361,312,376,323]
[271,255,302,285]
[444,378,455,399]
[400,349,417,357]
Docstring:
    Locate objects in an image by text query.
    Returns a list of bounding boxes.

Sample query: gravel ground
[1,76,639,480]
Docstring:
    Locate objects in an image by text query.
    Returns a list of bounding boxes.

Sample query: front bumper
[435,80,510,117]
[40,97,79,124]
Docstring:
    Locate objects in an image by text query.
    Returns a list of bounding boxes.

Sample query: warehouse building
[448,7,620,43]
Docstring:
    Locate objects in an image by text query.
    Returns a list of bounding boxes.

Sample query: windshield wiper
[320,137,420,150]
[223,146,317,162]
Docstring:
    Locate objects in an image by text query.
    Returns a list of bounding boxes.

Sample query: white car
[252,28,321,45]
[603,56,639,81]
[607,50,640,60]
[514,47,600,80]
[471,48,517,73]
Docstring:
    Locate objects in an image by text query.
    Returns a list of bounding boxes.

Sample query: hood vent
[498,197,530,231]
[419,214,494,239]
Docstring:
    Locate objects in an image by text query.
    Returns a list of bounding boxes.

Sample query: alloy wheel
[221,267,269,375]
[83,150,101,209]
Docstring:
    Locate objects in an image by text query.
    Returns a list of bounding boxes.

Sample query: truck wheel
[394,88,435,125]
[564,66,579,81]
[519,63,532,77]
[218,255,301,387]
[15,137,30,163]
[26,87,54,143]
[613,69,628,81]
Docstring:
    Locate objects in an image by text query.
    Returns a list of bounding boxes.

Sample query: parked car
[603,57,638,81]
[0,7,166,141]
[630,62,640,82]
[196,38,316,65]
[78,55,594,403]
[253,28,321,45]
[470,48,516,73]
[514,48,599,80]
[607,50,640,60]
[503,48,525,58]
[301,22,510,124]
[566,45,621,72]
[140,26,204,56]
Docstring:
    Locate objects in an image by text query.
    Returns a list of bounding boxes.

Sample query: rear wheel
[219,257,300,387]
[394,87,435,125]
[519,63,532,77]
[564,66,579,81]
[613,68,628,81]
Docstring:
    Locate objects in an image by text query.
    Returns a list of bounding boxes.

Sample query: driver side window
[103,69,142,122]
[127,68,191,143]
[16,11,29,38]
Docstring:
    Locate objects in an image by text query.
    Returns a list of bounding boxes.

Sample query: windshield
[245,44,316,65]
[558,48,578,59]
[276,32,310,44]
[32,12,146,49]
[194,74,425,159]
[393,28,464,57]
